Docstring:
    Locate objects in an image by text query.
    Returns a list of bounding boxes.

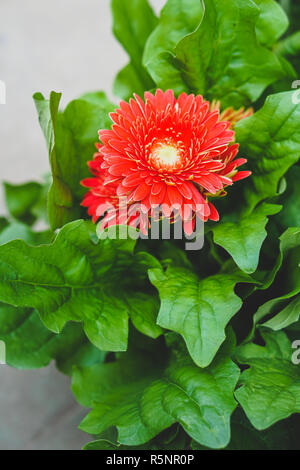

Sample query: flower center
[156,145,180,165]
[150,140,183,170]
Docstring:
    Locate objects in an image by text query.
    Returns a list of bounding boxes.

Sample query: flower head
[82,89,251,234]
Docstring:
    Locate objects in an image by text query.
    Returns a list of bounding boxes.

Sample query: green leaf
[74,334,240,449]
[59,92,114,201]
[235,328,300,430]
[34,91,77,229]
[0,219,102,372]
[149,266,254,367]
[114,63,151,102]
[0,218,9,234]
[191,408,300,450]
[174,0,285,107]
[253,0,288,47]
[143,0,203,94]
[3,181,44,225]
[0,221,52,246]
[0,303,104,373]
[275,166,300,230]
[83,440,131,451]
[0,220,161,351]
[236,91,300,211]
[157,241,194,270]
[285,0,300,34]
[276,30,300,58]
[261,295,300,331]
[252,228,300,330]
[83,425,189,450]
[34,91,114,230]
[212,203,282,274]
[124,291,163,340]
[111,0,157,100]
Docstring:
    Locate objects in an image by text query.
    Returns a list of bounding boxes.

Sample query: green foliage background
[0,0,300,450]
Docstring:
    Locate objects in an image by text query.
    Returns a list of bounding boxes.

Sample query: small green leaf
[212,204,282,274]
[74,334,240,449]
[3,181,43,225]
[235,328,300,430]
[262,295,300,331]
[124,292,163,339]
[0,221,52,246]
[149,266,254,367]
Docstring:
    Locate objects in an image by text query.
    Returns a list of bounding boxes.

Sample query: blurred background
[0,0,164,450]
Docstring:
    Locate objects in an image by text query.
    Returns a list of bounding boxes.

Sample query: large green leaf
[143,0,203,94]
[0,220,103,372]
[111,0,157,100]
[34,91,114,230]
[174,0,285,107]
[149,266,254,367]
[74,334,240,449]
[235,328,300,430]
[0,220,161,351]
[235,91,300,211]
[212,204,282,274]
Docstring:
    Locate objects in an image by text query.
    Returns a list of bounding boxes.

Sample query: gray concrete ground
[0,0,165,450]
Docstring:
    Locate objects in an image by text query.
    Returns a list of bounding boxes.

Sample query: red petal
[150,184,166,206]
[123,172,145,188]
[81,178,100,188]
[208,202,219,221]
[167,185,183,208]
[132,182,151,201]
[232,171,252,182]
[151,181,164,195]
[177,182,193,200]
[183,217,195,236]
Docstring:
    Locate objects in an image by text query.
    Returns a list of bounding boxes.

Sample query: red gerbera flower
[82,89,251,235]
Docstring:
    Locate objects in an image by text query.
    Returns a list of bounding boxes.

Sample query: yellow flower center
[152,143,181,169]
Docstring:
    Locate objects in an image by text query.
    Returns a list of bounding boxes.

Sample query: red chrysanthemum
[82,89,251,235]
